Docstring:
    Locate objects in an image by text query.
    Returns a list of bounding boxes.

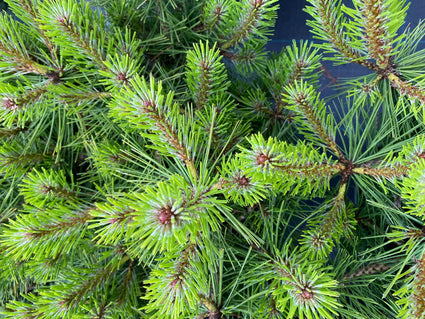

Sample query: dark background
[271,0,425,50]
[268,0,425,87]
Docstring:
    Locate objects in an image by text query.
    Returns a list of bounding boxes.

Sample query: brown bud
[3,98,18,111]
[300,288,313,300]
[116,72,129,85]
[256,153,270,166]
[236,175,250,187]
[158,206,174,225]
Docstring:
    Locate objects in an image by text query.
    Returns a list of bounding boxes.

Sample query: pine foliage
[1,0,425,318]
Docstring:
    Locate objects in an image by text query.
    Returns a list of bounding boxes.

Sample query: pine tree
[0,0,425,318]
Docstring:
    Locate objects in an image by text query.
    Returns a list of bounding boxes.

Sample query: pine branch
[300,183,355,259]
[143,244,207,318]
[284,80,343,158]
[1,205,93,261]
[261,41,321,116]
[201,0,230,33]
[109,75,199,178]
[0,141,49,176]
[305,0,379,71]
[39,0,107,69]
[273,161,343,178]
[357,0,393,68]
[115,259,139,307]
[86,140,129,178]
[186,41,229,110]
[58,91,111,104]
[221,40,268,73]
[345,0,409,70]
[123,174,225,258]
[1,84,48,127]
[19,168,79,208]
[0,0,424,317]
[9,0,60,68]
[401,158,425,218]
[0,15,51,75]
[238,133,344,197]
[100,53,142,91]
[4,87,47,111]
[239,88,272,118]
[0,126,26,139]
[60,255,130,310]
[408,253,425,319]
[260,245,341,318]
[285,41,322,87]
[89,196,136,246]
[396,252,425,319]
[2,300,40,319]
[353,163,408,180]
[218,157,267,206]
[343,263,391,280]
[20,252,132,318]
[387,73,425,106]
[221,0,277,50]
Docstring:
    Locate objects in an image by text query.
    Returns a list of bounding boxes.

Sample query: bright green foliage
[19,168,78,207]
[1,204,91,261]
[342,0,408,67]
[0,82,49,127]
[87,139,130,177]
[270,256,340,318]
[89,194,136,246]
[0,14,51,75]
[299,185,357,260]
[126,174,224,258]
[219,157,268,206]
[251,244,341,319]
[305,0,408,67]
[1,0,425,318]
[237,133,341,197]
[262,41,321,93]
[142,244,209,319]
[220,0,278,49]
[401,159,425,218]
[186,41,230,110]
[108,75,199,170]
[284,80,339,155]
[0,138,50,176]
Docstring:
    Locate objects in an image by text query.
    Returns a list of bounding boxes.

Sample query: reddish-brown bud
[142,100,153,108]
[57,16,68,24]
[116,72,129,85]
[158,206,174,225]
[253,0,263,7]
[170,278,179,288]
[40,184,53,194]
[300,288,313,300]
[109,218,119,224]
[256,153,270,166]
[236,175,250,187]
[3,98,18,111]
